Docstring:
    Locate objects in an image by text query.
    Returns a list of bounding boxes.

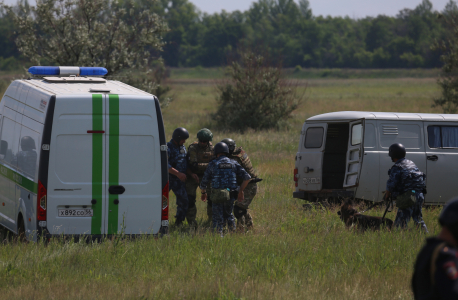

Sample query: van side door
[424,123,458,204]
[343,120,364,188]
[296,123,327,191]
[377,120,426,201]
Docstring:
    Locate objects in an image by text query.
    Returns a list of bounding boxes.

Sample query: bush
[0,56,21,71]
[213,51,303,132]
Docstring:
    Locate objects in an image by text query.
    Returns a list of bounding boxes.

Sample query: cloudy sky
[1,0,452,17]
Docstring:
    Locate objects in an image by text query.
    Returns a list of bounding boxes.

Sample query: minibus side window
[304,127,324,148]
[427,126,441,148]
[351,124,362,145]
[428,126,458,148]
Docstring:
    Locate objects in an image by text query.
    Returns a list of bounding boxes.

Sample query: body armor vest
[230,147,257,178]
[188,141,214,176]
[211,158,238,190]
[389,159,425,194]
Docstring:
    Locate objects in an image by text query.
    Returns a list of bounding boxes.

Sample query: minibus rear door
[297,123,327,191]
[343,120,364,188]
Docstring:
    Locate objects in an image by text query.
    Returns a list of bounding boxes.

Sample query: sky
[1,0,452,18]
[188,0,451,18]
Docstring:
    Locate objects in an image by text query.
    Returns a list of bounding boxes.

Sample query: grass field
[0,71,447,299]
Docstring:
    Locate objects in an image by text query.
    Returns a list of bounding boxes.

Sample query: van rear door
[47,94,108,235]
[343,120,364,188]
[296,123,327,191]
[105,94,162,235]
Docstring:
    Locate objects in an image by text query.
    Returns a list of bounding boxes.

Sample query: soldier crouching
[385,143,428,232]
[222,138,261,231]
[200,142,251,235]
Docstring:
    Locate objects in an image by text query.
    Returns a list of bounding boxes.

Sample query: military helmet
[214,142,229,156]
[21,136,36,151]
[388,143,406,159]
[439,198,458,243]
[172,127,189,143]
[221,138,236,153]
[197,128,213,142]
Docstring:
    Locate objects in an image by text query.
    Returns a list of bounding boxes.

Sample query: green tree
[2,0,172,106]
[432,0,458,113]
[214,50,302,131]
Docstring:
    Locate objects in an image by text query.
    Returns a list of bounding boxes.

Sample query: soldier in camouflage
[185,128,215,228]
[200,142,251,234]
[385,143,428,232]
[167,127,190,227]
[222,138,261,231]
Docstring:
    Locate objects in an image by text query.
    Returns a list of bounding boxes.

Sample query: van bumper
[293,190,355,201]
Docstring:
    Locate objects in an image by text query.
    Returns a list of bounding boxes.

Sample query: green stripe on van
[0,164,38,193]
[107,94,119,234]
[91,94,103,235]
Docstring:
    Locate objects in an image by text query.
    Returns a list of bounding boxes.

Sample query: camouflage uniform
[200,156,251,234]
[412,237,458,298]
[386,158,428,231]
[186,141,215,226]
[229,147,258,230]
[167,139,188,223]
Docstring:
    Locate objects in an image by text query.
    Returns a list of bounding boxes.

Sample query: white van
[0,66,169,241]
[293,111,458,205]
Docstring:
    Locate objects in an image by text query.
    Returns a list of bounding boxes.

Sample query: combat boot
[236,216,245,232]
[246,212,254,231]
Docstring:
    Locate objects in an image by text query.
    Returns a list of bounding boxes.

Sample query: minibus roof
[306,111,458,122]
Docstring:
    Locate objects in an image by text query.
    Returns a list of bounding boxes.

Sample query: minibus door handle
[109,185,126,195]
[427,155,438,161]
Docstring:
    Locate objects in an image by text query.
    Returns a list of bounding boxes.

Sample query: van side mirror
[0,140,8,156]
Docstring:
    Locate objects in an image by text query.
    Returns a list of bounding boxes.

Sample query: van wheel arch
[16,213,26,241]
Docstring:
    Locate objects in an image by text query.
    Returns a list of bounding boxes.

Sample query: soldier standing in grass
[185,128,215,228]
[167,127,190,227]
[200,142,251,234]
[221,138,261,231]
[412,198,458,299]
[385,143,428,232]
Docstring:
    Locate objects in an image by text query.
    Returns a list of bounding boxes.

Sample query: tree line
[0,0,457,71]
[1,0,455,70]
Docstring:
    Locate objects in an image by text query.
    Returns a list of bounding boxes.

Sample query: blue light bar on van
[28,66,108,76]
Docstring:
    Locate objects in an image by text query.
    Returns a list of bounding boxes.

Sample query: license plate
[161,220,169,226]
[58,209,93,217]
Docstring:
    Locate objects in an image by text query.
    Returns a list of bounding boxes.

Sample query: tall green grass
[0,74,445,299]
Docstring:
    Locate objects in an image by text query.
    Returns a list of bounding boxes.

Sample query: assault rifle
[251,177,263,183]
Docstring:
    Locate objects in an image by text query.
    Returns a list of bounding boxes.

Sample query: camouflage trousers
[212,199,236,234]
[186,175,211,226]
[394,192,428,232]
[169,178,188,222]
[233,182,257,230]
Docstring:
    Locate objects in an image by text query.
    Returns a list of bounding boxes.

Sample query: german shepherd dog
[337,200,393,231]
